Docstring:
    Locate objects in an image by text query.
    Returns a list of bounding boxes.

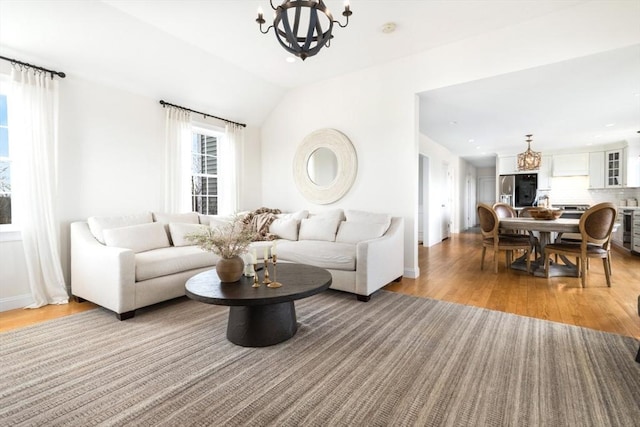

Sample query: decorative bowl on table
[528,208,564,220]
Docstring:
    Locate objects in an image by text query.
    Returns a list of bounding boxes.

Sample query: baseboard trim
[403,267,419,279]
[0,293,34,312]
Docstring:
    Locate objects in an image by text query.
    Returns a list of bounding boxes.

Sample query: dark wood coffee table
[185,263,332,347]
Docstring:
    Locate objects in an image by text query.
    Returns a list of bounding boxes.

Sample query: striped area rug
[1,290,639,426]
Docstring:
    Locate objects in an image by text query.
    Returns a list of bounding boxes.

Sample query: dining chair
[543,202,617,287]
[519,207,542,258]
[478,203,531,274]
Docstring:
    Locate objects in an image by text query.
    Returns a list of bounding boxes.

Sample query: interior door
[477,176,496,225]
[442,163,452,240]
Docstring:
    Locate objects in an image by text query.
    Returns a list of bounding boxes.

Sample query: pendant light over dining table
[256,0,352,61]
[517,134,542,171]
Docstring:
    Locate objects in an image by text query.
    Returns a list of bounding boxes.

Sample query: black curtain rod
[0,55,66,79]
[159,100,246,128]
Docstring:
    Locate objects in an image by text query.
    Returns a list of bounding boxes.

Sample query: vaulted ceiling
[1,0,638,167]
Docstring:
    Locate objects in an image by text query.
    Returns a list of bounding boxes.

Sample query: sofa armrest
[70,221,136,314]
[355,217,405,296]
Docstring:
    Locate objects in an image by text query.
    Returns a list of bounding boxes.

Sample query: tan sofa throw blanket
[243,207,282,241]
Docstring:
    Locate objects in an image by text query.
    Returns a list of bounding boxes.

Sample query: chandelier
[256,0,352,61]
[517,134,541,171]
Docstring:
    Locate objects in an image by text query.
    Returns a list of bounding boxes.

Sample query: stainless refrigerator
[499,174,538,207]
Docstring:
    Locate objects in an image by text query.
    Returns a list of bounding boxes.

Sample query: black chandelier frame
[256,0,352,60]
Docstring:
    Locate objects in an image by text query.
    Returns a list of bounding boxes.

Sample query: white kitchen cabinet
[589,151,605,188]
[605,149,622,187]
[623,144,640,187]
[537,155,552,189]
[552,153,589,176]
[498,156,517,175]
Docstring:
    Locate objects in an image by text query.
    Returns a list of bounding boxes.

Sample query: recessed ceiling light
[382,22,396,34]
[605,123,615,127]
[468,139,475,143]
[285,56,296,63]
[594,134,603,138]
[476,146,480,150]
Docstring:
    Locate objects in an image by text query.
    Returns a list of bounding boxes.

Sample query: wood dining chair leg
[493,251,498,274]
[481,247,486,270]
[603,258,612,287]
[580,256,587,287]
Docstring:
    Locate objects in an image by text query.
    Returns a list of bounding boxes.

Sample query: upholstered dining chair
[478,203,531,274]
[543,202,617,287]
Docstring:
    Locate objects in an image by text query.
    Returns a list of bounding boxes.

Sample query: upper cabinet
[589,151,605,188]
[552,153,589,176]
[605,149,622,187]
[497,156,517,175]
[623,144,640,188]
[537,155,552,189]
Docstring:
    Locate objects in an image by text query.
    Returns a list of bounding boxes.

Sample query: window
[191,128,222,215]
[0,92,10,225]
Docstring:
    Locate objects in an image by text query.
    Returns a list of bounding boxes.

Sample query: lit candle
[344,0,350,11]
[251,249,257,264]
[263,246,269,262]
[272,242,277,256]
[257,6,263,18]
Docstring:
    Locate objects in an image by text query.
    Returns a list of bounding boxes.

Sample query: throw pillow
[276,210,309,221]
[298,217,341,242]
[335,221,387,244]
[103,222,170,253]
[344,210,392,233]
[87,212,153,244]
[169,223,209,247]
[269,218,300,241]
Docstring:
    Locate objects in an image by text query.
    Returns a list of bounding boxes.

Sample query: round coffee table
[185,263,332,347]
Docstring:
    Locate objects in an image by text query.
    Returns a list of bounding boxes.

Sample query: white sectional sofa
[70,209,404,319]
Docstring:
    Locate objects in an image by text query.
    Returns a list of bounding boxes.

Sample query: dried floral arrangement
[186,215,256,259]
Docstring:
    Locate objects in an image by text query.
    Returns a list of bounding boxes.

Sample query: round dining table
[498,217,580,277]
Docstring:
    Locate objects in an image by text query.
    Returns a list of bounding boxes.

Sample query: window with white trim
[191,127,223,215]
[0,91,11,225]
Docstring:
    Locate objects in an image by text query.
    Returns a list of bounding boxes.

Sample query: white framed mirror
[293,129,357,204]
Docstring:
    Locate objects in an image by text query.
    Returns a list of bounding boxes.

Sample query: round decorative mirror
[293,129,357,204]
[307,147,338,186]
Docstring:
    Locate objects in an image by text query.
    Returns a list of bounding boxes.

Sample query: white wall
[260,1,640,274]
[0,74,263,310]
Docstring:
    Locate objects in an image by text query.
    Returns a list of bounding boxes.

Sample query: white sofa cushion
[345,210,392,232]
[103,222,170,254]
[276,240,356,271]
[299,217,341,242]
[87,212,153,244]
[169,223,209,247]
[335,221,387,244]
[276,210,309,221]
[152,212,200,224]
[199,214,234,230]
[135,246,218,281]
[269,218,300,241]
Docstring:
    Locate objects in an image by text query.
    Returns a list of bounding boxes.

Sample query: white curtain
[163,107,192,213]
[9,67,68,308]
[218,123,244,215]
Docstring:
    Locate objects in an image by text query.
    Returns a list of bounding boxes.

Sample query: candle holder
[267,254,282,288]
[262,258,272,285]
[252,263,260,288]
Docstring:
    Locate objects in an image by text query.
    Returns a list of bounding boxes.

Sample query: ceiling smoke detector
[382,22,396,34]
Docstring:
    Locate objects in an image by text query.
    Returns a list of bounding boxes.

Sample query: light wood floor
[2,231,639,338]
[385,230,640,339]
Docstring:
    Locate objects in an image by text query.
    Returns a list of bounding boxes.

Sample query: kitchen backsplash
[548,176,640,206]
